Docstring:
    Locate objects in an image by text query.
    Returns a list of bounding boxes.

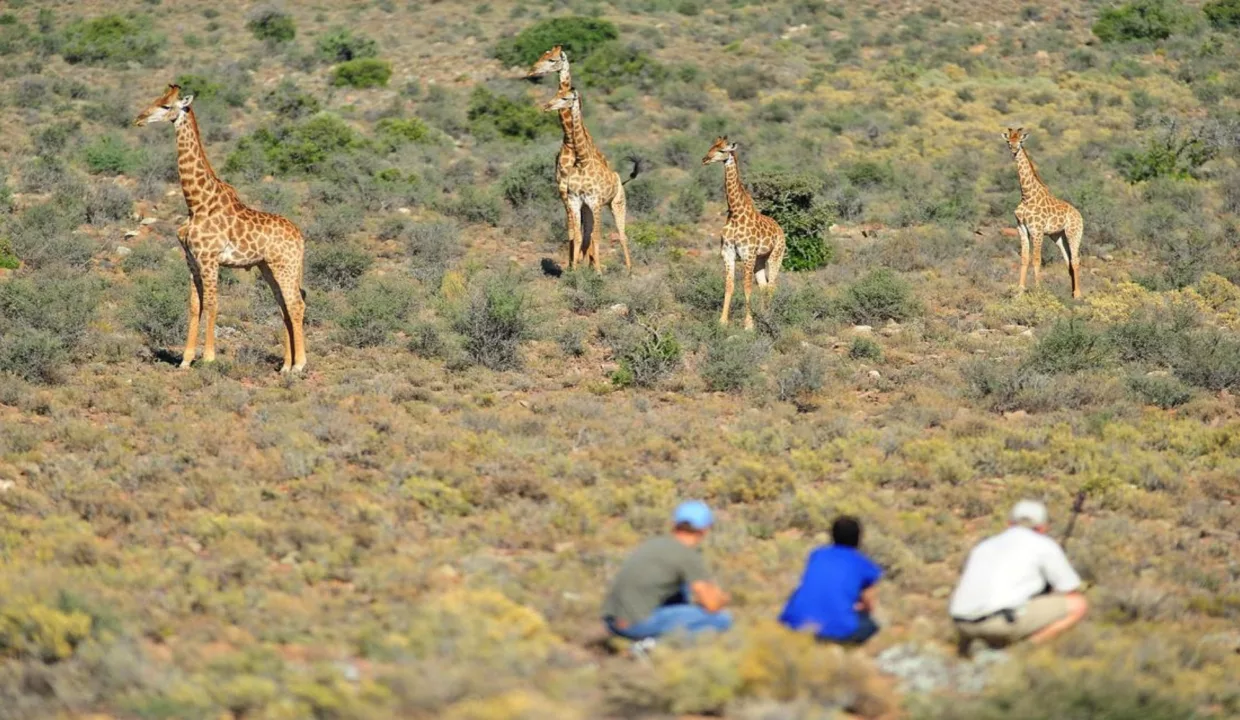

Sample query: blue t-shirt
[778,545,882,640]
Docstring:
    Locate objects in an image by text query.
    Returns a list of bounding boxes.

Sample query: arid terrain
[1,0,1239,718]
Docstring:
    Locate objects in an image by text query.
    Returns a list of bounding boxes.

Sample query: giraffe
[701,136,786,331]
[527,46,582,184]
[1004,127,1083,299]
[134,84,308,373]
[540,84,637,274]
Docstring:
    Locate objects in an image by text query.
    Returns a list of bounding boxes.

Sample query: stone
[0,480,14,492]
[867,370,881,379]
[139,217,158,226]
[123,230,139,239]
[115,246,132,256]
[853,325,873,334]
[607,303,629,316]
[398,207,411,215]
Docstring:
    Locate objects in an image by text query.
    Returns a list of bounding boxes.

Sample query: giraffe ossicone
[134,84,309,373]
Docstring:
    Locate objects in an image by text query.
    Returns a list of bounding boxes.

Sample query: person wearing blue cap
[601,500,732,651]
[779,515,883,645]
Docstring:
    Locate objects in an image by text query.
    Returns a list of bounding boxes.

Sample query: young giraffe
[702,137,786,330]
[1004,127,1084,299]
[134,84,308,372]
[541,84,636,274]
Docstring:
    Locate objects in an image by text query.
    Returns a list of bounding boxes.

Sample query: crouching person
[949,499,1089,654]
[779,515,883,645]
[602,501,732,654]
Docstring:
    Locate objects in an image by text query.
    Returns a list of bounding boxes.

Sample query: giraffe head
[542,84,579,113]
[134,84,194,127]
[702,136,738,165]
[1003,127,1030,156]
[527,45,568,78]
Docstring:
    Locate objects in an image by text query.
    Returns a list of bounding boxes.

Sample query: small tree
[1205,0,1240,30]
[1092,0,1189,43]
[332,58,392,89]
[749,172,835,272]
[247,6,296,44]
[492,16,618,67]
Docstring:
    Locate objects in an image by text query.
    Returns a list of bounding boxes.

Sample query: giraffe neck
[1013,147,1049,203]
[723,155,755,217]
[567,99,600,165]
[557,77,576,162]
[174,107,226,215]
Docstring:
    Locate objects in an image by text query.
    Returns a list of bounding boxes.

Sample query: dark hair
[831,516,862,548]
[674,521,700,534]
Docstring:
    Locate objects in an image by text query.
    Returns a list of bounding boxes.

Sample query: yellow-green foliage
[0,601,92,662]
[984,290,1066,327]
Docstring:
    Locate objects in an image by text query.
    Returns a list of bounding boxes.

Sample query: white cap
[1010,499,1048,526]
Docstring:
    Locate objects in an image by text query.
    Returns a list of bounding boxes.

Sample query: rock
[397,207,411,215]
[0,480,14,492]
[139,217,158,226]
[968,43,987,54]
[853,325,873,334]
[1020,329,1033,337]
[123,230,139,239]
[607,303,629,316]
[334,661,360,683]
[867,370,881,379]
[1003,410,1028,420]
[880,320,901,337]
[1000,324,1026,335]
[165,189,179,197]
[1146,370,1170,378]
[115,246,132,256]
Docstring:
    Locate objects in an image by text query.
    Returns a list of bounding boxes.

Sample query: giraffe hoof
[179,360,193,369]
[292,363,306,373]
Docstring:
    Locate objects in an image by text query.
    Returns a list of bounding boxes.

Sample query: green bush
[611,325,682,388]
[454,275,534,370]
[500,154,558,209]
[0,238,18,270]
[562,268,609,314]
[335,277,416,348]
[0,269,102,349]
[776,347,828,409]
[750,172,835,272]
[264,80,321,120]
[332,58,392,89]
[1169,328,1240,391]
[578,42,667,92]
[849,336,883,361]
[227,114,361,176]
[121,240,169,274]
[1205,0,1240,29]
[1092,0,1190,43]
[836,269,920,325]
[305,243,373,291]
[246,6,295,44]
[1024,319,1110,374]
[445,186,502,226]
[173,71,250,108]
[85,183,133,225]
[83,135,142,176]
[375,117,431,151]
[316,28,378,62]
[700,332,770,393]
[467,86,557,142]
[127,265,189,349]
[405,219,463,286]
[0,327,67,384]
[60,14,165,66]
[9,201,94,270]
[1128,374,1192,408]
[492,16,618,68]
[1113,127,1214,183]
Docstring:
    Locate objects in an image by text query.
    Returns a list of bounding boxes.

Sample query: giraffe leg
[566,196,584,270]
[1017,223,1031,293]
[610,184,633,274]
[584,198,604,274]
[721,243,736,326]
[742,255,757,331]
[181,271,203,369]
[259,263,293,372]
[767,243,785,289]
[199,259,220,363]
[1067,223,1083,299]
[1032,234,1044,290]
[279,262,307,373]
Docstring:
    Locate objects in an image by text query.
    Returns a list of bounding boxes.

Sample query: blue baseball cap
[673,500,713,530]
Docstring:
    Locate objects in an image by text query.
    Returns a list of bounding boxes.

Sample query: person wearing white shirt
[948,499,1088,652]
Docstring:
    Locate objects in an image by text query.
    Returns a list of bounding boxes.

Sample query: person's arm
[855,584,878,613]
[691,581,730,612]
[1042,541,1083,593]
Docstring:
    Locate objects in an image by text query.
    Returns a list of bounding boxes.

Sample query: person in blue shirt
[779,515,883,645]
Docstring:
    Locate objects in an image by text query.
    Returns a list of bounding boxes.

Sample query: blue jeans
[819,613,879,645]
[606,605,734,641]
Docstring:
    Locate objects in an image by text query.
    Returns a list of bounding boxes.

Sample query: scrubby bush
[562,268,609,314]
[455,275,533,370]
[121,241,168,274]
[332,58,392,89]
[9,201,94,270]
[1205,0,1240,28]
[445,186,502,226]
[0,327,66,384]
[578,43,667,92]
[61,14,164,66]
[0,238,18,270]
[264,80,321,120]
[0,270,102,349]
[700,332,770,392]
[335,277,416,348]
[1093,0,1190,43]
[1168,328,1240,391]
[1129,374,1192,408]
[776,346,828,409]
[501,154,558,209]
[849,336,883,361]
[611,324,682,388]
[316,28,378,63]
[467,86,557,142]
[405,219,463,286]
[836,269,921,325]
[492,16,618,68]
[375,117,431,151]
[1024,319,1110,374]
[85,183,133,225]
[227,114,361,177]
[1114,121,1215,183]
[750,172,835,272]
[127,265,188,349]
[84,135,142,176]
[305,243,372,291]
[246,6,295,44]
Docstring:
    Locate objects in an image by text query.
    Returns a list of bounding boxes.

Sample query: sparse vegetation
[492,16,619,67]
[331,58,392,89]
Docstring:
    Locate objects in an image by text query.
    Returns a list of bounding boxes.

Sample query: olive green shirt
[601,535,711,626]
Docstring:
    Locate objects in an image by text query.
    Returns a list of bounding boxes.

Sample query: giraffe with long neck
[528,46,585,183]
[135,84,308,372]
[702,137,786,330]
[542,84,635,273]
[1004,127,1083,298]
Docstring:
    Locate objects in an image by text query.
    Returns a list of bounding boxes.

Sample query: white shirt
[948,526,1082,620]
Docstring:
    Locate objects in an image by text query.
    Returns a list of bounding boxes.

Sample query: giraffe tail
[580,204,595,259]
[621,155,642,185]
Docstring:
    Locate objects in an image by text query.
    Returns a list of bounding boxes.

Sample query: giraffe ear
[177,94,195,109]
